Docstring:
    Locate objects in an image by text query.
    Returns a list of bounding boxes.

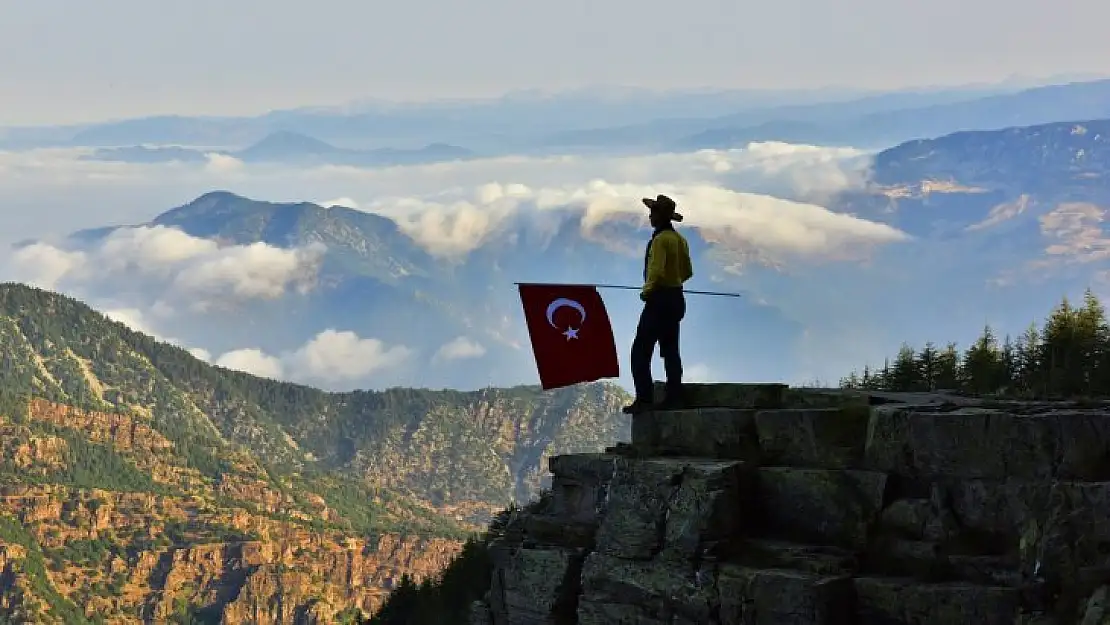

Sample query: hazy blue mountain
[680,79,1110,150]
[1,83,1027,152]
[80,130,476,167]
[817,117,1110,349]
[538,86,1021,150]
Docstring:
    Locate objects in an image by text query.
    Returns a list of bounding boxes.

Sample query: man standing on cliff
[623,194,694,415]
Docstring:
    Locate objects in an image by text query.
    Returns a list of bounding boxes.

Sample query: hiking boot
[622,398,654,415]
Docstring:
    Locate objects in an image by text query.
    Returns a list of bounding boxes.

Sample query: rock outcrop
[0,398,468,624]
[470,383,1110,624]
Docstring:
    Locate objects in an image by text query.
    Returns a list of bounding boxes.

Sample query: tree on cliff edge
[840,289,1110,398]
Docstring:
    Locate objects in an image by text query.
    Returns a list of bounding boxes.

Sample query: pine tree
[916,342,939,391]
[1000,334,1017,393]
[835,289,1110,399]
[840,371,861,389]
[888,343,920,391]
[961,324,1004,394]
[860,365,875,390]
[935,342,960,391]
[1041,297,1079,396]
[1077,288,1109,393]
[1015,322,1041,396]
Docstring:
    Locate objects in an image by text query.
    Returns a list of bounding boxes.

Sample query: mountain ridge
[79,131,477,167]
[0,281,633,622]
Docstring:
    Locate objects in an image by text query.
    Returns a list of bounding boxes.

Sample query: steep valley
[0,283,630,623]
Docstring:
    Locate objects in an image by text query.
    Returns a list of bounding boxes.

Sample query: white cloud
[433,336,487,362]
[99,225,218,272]
[371,180,907,262]
[169,240,325,305]
[7,243,86,289]
[212,329,412,385]
[102,306,200,356]
[188,347,212,362]
[318,196,359,209]
[285,329,412,381]
[215,348,284,380]
[103,307,155,335]
[2,225,325,311]
[203,153,245,175]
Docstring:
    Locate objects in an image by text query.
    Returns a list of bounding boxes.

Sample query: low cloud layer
[99,305,412,388]
[0,141,908,388]
[370,179,907,264]
[4,225,324,312]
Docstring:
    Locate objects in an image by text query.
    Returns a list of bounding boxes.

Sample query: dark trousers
[631,288,686,402]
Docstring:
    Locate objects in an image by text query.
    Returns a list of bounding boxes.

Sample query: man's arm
[680,237,693,283]
[641,235,672,299]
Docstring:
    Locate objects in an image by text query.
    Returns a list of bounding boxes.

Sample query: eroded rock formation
[470,383,1110,624]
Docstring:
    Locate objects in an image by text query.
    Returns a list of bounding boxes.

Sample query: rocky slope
[470,383,1110,624]
[0,396,463,624]
[0,283,630,623]
[834,118,1110,238]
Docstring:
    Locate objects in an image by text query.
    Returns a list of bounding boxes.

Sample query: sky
[4,0,1110,125]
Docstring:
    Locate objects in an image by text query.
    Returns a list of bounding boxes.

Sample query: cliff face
[471,383,1110,624]
[0,398,464,624]
[0,284,633,623]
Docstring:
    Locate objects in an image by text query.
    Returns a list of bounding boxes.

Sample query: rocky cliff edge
[468,383,1110,624]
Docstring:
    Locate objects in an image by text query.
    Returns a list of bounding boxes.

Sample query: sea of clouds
[0,142,915,389]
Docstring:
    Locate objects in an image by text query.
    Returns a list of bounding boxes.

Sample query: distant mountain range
[20,115,1110,391]
[80,130,476,167]
[5,78,1109,157]
[2,83,1021,151]
[675,79,1110,151]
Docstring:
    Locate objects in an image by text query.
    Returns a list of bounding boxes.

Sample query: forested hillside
[840,289,1107,397]
[0,283,629,623]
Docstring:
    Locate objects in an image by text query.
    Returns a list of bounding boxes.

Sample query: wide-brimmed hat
[642,194,683,222]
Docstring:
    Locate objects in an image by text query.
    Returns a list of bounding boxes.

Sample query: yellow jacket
[642,228,693,299]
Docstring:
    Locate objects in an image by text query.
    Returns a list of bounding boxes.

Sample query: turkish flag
[518,284,620,390]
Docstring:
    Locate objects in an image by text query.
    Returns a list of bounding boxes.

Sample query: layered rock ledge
[468,383,1110,624]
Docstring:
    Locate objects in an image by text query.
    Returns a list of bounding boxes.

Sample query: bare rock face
[470,384,1110,624]
[0,399,467,624]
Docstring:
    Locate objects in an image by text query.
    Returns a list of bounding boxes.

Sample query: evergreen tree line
[358,504,523,624]
[840,290,1110,397]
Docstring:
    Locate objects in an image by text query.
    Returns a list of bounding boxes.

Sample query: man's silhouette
[623,194,693,414]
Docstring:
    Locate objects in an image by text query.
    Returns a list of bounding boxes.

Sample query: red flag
[518,284,620,390]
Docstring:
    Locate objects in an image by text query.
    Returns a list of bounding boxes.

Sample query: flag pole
[514,282,741,298]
